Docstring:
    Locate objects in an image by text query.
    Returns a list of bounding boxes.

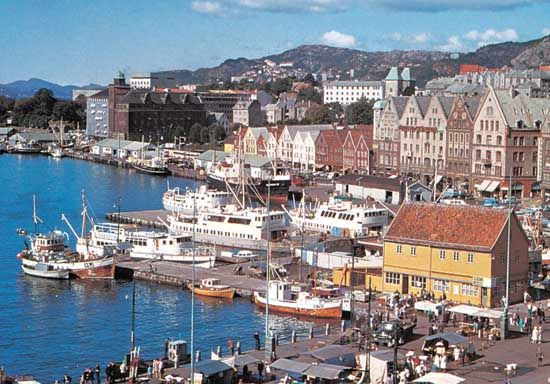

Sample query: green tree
[305,104,332,124]
[303,73,316,85]
[32,88,57,116]
[209,123,226,141]
[189,123,203,143]
[200,125,211,144]
[344,98,375,125]
[298,88,322,104]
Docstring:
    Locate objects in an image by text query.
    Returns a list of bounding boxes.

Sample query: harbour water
[0,155,314,382]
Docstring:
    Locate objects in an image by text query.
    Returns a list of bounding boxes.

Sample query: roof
[445,83,485,95]
[244,154,271,167]
[324,80,382,87]
[384,202,514,251]
[424,332,468,345]
[385,67,402,81]
[285,124,333,140]
[389,96,409,118]
[119,90,203,106]
[233,100,258,109]
[493,88,550,129]
[270,359,310,374]
[10,131,57,142]
[463,96,482,118]
[307,345,356,364]
[0,127,15,135]
[373,99,385,110]
[401,67,414,81]
[88,89,109,99]
[335,174,402,192]
[249,127,270,141]
[302,363,350,379]
[232,354,260,367]
[437,96,455,118]
[196,149,230,162]
[179,360,233,376]
[415,96,431,117]
[94,139,151,151]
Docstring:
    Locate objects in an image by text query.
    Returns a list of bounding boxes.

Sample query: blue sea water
[0,154,313,382]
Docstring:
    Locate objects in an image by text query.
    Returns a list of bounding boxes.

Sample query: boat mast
[130,279,136,351]
[32,195,43,233]
[264,178,271,360]
[190,182,197,384]
[81,190,87,240]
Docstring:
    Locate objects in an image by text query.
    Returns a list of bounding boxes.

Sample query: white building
[292,130,320,170]
[91,139,153,159]
[323,80,383,105]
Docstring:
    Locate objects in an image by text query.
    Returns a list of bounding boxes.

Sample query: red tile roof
[384,202,515,251]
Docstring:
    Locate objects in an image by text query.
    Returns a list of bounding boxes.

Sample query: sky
[2,0,550,85]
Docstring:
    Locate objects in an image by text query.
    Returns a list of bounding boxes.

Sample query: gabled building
[383,203,529,307]
[342,127,373,174]
[278,124,333,164]
[232,100,263,127]
[315,128,346,170]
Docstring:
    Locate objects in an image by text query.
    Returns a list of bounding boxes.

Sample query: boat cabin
[34,231,66,253]
[268,281,293,301]
[167,339,188,364]
[201,278,221,287]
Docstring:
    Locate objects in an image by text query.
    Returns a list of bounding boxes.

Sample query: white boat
[220,249,258,260]
[167,204,289,251]
[50,147,64,158]
[287,196,389,238]
[127,231,216,267]
[162,185,231,214]
[253,280,342,318]
[21,263,70,280]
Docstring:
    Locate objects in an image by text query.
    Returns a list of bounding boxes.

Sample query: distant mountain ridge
[3,35,549,99]
[0,78,103,100]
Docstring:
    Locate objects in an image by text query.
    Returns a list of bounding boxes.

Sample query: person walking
[531,326,538,344]
[94,364,100,384]
[227,338,235,355]
[254,332,261,350]
[537,326,543,344]
[537,347,544,367]
[257,361,265,382]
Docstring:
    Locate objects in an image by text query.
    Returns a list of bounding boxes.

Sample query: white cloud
[464,28,519,46]
[438,36,465,52]
[543,28,550,35]
[321,30,356,47]
[191,1,223,14]
[389,32,430,44]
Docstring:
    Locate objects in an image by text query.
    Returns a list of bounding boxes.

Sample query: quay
[106,209,169,229]
[116,258,293,296]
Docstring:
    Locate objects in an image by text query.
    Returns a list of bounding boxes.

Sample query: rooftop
[384,202,516,251]
[335,174,402,192]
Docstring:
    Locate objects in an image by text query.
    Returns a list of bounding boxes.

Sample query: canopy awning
[233,354,260,367]
[486,181,500,193]
[448,304,480,316]
[303,363,349,379]
[270,359,310,374]
[434,175,443,187]
[412,372,465,383]
[414,301,443,312]
[424,332,468,346]
[477,179,491,191]
[474,308,503,319]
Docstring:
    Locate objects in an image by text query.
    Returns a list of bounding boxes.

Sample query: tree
[200,125,211,144]
[32,88,57,116]
[209,124,226,141]
[189,123,203,144]
[298,88,322,104]
[305,104,332,124]
[344,98,375,125]
[303,73,317,85]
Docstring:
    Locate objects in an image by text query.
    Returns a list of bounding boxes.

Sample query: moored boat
[189,278,235,299]
[132,157,170,176]
[162,185,231,214]
[253,280,342,318]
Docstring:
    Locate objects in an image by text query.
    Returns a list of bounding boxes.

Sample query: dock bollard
[236,341,241,355]
[325,323,331,336]
[309,327,314,339]
[341,320,346,332]
[216,346,221,357]
[291,331,297,343]
[195,350,201,362]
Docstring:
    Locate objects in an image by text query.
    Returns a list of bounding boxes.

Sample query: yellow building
[332,266,383,292]
[382,203,529,307]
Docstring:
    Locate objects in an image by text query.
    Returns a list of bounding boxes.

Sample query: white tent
[413,372,465,384]
[449,305,502,319]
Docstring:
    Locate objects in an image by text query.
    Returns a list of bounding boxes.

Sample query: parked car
[483,198,500,208]
[374,320,416,347]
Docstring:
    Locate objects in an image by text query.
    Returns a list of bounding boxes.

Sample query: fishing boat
[132,157,171,176]
[189,278,235,299]
[162,185,231,214]
[16,195,116,280]
[127,231,216,267]
[254,280,342,318]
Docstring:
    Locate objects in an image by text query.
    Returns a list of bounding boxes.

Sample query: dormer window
[535,120,542,129]
[517,120,524,129]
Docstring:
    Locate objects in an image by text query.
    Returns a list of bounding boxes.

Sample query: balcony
[482,159,492,167]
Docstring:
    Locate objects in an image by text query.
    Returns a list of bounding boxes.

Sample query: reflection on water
[0,155,315,382]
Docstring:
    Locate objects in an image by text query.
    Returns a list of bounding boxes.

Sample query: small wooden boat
[189,278,235,299]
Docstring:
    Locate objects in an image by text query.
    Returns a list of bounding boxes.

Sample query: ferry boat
[162,185,231,214]
[287,196,389,237]
[132,157,170,176]
[206,156,291,203]
[189,278,235,299]
[127,231,215,267]
[167,204,289,251]
[253,280,342,318]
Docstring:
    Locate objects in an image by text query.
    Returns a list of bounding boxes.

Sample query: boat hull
[132,163,171,176]
[253,293,342,318]
[206,175,290,203]
[189,285,235,299]
[21,256,115,280]
[21,265,70,280]
[129,252,215,267]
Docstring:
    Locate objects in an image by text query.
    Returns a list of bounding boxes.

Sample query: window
[396,244,402,254]
[497,136,502,145]
[496,151,501,162]
[453,251,460,261]
[467,253,474,263]
[461,284,478,297]
[410,246,417,256]
[476,134,482,144]
[411,276,427,289]
[433,279,450,292]
[385,272,401,285]
[439,250,446,260]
